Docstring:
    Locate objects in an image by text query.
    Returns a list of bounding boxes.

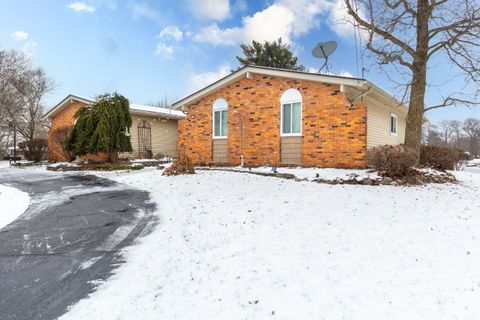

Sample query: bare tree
[149,95,174,109]
[449,120,463,148]
[438,120,455,145]
[462,117,480,156]
[426,126,443,145]
[0,50,53,142]
[10,68,53,140]
[344,0,480,154]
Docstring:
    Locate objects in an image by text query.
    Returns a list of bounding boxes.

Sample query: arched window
[213,98,228,138]
[280,89,302,135]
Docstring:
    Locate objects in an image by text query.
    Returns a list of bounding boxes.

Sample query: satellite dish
[312,41,337,73]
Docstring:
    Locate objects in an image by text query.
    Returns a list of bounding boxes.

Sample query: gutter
[351,86,373,105]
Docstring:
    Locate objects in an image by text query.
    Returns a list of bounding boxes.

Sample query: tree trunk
[405,73,426,153]
[404,0,430,156]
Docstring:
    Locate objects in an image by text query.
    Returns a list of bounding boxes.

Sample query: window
[281,89,302,135]
[213,98,228,138]
[390,113,398,135]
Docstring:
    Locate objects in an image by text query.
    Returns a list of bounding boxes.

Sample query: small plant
[163,145,195,176]
[154,152,175,162]
[18,139,48,162]
[420,145,471,171]
[366,144,418,177]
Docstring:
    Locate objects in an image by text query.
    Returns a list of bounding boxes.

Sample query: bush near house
[366,144,418,177]
[67,93,132,162]
[419,145,471,171]
[163,145,195,176]
[18,139,48,162]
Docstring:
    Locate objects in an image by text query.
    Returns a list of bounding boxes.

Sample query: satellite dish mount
[312,41,337,73]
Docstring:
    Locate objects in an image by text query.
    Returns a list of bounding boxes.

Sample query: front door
[138,120,152,159]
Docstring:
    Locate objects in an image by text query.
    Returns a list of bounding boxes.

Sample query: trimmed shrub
[420,145,471,171]
[18,139,48,162]
[366,144,418,177]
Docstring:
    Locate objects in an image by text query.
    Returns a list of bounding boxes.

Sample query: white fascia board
[42,95,93,120]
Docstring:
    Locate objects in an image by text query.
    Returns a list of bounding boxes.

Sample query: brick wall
[47,101,110,162]
[178,74,367,168]
[47,101,82,162]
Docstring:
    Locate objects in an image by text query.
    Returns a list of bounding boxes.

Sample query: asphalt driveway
[0,168,156,320]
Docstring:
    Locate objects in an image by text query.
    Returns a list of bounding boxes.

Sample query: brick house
[172,66,407,168]
[44,95,185,162]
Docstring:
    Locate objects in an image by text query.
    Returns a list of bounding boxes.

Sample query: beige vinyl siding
[347,87,407,148]
[366,98,406,148]
[123,115,179,158]
[281,136,302,165]
[212,138,227,163]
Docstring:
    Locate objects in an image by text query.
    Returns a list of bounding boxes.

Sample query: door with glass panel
[280,99,302,165]
[212,99,228,163]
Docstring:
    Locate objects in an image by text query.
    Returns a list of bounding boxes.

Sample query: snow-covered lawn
[0,184,30,229]
[0,160,10,168]
[60,167,480,320]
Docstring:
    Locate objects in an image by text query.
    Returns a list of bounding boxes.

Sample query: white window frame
[390,113,398,136]
[212,98,228,139]
[280,89,302,137]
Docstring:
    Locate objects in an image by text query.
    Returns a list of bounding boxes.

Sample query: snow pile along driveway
[0,184,29,229]
[61,168,480,320]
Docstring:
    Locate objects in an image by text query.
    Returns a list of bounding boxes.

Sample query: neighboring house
[172,66,407,168]
[44,95,185,162]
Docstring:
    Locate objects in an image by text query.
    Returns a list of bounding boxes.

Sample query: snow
[60,167,480,320]
[47,162,81,168]
[468,158,480,167]
[0,184,30,229]
[130,104,185,118]
[0,161,10,168]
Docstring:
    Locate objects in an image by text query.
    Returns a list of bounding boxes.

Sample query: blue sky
[1,0,478,123]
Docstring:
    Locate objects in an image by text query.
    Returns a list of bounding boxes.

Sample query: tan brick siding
[178,74,367,168]
[47,101,82,162]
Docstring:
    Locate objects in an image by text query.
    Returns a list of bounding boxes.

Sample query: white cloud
[243,5,295,44]
[338,70,354,77]
[307,67,355,78]
[193,24,242,46]
[329,0,354,38]
[155,43,174,59]
[328,0,368,39]
[11,31,29,42]
[277,0,333,36]
[22,40,37,58]
[67,2,96,13]
[190,0,230,21]
[132,2,161,22]
[188,64,231,93]
[10,31,36,57]
[159,26,183,42]
[193,0,334,46]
